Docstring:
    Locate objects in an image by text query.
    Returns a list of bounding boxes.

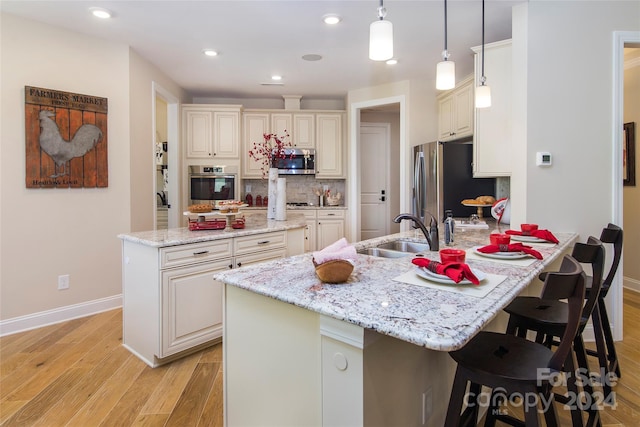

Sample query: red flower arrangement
[248,132,293,177]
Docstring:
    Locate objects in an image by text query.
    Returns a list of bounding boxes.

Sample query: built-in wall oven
[189,165,237,205]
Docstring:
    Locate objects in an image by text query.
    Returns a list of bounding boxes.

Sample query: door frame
[348,96,406,242]
[359,122,391,239]
[152,82,180,229]
[612,31,639,340]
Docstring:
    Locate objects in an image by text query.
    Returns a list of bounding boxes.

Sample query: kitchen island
[214,227,577,426]
[118,212,306,367]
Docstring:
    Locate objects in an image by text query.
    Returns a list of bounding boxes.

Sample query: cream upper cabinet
[242,112,270,178]
[437,75,474,142]
[272,113,315,148]
[183,105,241,159]
[471,39,512,177]
[293,114,315,149]
[271,113,292,139]
[315,113,344,178]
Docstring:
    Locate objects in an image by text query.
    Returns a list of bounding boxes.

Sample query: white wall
[0,14,130,322]
[512,1,639,238]
[0,14,187,331]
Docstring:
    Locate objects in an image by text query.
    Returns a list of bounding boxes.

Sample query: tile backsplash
[242,175,346,206]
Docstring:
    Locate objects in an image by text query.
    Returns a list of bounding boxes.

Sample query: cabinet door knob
[228,264,233,269]
[237,262,242,268]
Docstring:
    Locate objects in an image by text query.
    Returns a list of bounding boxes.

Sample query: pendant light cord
[378,0,385,21]
[444,0,448,53]
[481,0,486,83]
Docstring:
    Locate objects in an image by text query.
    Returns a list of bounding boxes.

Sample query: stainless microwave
[189,165,237,204]
[273,148,315,175]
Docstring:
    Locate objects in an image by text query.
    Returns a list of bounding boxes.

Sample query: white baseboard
[0,295,122,337]
[623,276,640,293]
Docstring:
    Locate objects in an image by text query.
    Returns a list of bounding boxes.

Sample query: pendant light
[369,0,393,61]
[436,0,455,90]
[475,0,492,108]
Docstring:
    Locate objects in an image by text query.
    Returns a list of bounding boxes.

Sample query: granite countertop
[117,212,307,248]
[243,205,347,211]
[214,227,578,351]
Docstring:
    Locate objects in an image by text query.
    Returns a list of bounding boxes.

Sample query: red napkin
[477,243,543,260]
[411,258,480,285]
[505,229,559,244]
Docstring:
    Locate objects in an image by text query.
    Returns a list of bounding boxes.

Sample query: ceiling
[1,0,524,100]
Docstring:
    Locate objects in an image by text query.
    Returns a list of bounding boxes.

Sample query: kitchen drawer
[317,209,345,220]
[234,231,286,256]
[160,240,233,269]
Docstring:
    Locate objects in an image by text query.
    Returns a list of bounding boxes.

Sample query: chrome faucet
[393,213,440,251]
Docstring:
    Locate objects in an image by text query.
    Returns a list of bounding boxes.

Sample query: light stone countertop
[117,212,307,248]
[214,227,578,351]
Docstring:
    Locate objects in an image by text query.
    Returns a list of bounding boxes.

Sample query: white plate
[509,234,547,243]
[415,267,486,285]
[473,246,530,260]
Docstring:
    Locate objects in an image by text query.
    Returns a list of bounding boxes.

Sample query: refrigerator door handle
[414,151,425,223]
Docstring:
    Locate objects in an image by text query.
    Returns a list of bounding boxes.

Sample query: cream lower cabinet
[290,209,346,252]
[122,228,302,367]
[161,258,229,357]
[316,209,346,250]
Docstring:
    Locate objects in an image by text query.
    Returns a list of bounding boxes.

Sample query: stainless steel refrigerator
[413,139,496,224]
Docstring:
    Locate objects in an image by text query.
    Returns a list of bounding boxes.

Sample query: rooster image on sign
[38,110,102,178]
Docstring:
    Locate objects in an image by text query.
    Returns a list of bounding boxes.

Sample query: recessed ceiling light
[271,75,283,81]
[302,54,323,62]
[90,7,112,19]
[386,59,398,65]
[323,14,341,25]
[203,49,218,57]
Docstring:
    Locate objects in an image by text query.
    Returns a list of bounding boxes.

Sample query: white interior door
[360,123,390,240]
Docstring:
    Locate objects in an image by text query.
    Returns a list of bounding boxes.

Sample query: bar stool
[444,255,586,427]
[501,237,605,427]
[586,223,623,397]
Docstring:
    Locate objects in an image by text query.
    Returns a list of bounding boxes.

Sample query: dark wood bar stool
[501,237,605,427]
[586,223,623,398]
[444,255,586,427]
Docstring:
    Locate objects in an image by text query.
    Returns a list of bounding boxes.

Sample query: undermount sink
[357,247,412,258]
[375,240,430,253]
[357,239,431,259]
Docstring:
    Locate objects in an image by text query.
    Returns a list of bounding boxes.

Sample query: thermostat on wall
[536,152,552,166]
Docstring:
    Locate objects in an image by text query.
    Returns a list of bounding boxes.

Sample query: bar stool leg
[574,335,603,427]
[445,367,470,427]
[598,300,621,378]
[591,301,614,400]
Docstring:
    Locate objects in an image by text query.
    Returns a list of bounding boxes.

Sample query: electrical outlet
[323,184,329,191]
[245,184,252,193]
[58,274,69,290]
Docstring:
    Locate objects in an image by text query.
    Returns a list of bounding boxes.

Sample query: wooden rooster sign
[25,86,108,188]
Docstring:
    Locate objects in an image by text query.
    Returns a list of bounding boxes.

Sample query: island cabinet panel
[161,259,227,357]
[121,226,304,368]
[225,285,322,426]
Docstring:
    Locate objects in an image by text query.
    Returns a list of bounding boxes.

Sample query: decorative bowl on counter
[313,259,354,283]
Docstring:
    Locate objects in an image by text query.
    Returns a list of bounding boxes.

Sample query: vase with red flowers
[249,132,292,219]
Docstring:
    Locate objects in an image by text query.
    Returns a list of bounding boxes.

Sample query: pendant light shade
[369,1,393,61]
[475,0,491,108]
[475,83,492,108]
[436,0,455,90]
[436,59,455,90]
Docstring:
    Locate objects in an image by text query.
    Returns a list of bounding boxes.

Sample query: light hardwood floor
[1,290,639,426]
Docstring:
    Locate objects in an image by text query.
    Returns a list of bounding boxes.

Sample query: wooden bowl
[313,259,354,284]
